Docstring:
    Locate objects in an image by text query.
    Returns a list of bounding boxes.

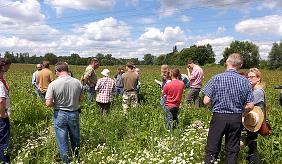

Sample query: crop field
[6,64,282,163]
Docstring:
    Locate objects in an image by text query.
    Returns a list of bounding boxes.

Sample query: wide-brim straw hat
[242,106,264,132]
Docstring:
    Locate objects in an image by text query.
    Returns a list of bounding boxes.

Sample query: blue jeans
[53,110,80,163]
[85,85,96,103]
[0,117,10,163]
[160,96,166,110]
[114,87,123,96]
[33,85,40,97]
[163,106,179,130]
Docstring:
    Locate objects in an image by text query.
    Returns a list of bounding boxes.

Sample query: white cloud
[196,36,234,63]
[138,17,156,24]
[159,0,253,17]
[216,26,226,35]
[0,0,59,42]
[0,36,57,54]
[75,17,131,41]
[137,26,186,56]
[45,0,116,15]
[235,15,282,36]
[253,41,276,59]
[139,27,164,41]
[179,15,191,23]
[0,0,45,23]
[258,0,282,9]
[139,26,186,43]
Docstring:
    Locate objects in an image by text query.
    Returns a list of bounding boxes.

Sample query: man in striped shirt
[186,59,203,109]
[202,53,254,164]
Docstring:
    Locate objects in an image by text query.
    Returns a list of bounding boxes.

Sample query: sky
[0,0,282,63]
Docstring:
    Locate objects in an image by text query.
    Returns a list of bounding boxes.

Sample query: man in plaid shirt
[202,53,254,164]
[95,69,115,114]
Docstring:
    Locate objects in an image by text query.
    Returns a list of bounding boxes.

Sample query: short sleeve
[84,67,93,78]
[202,78,214,98]
[45,83,54,100]
[253,88,264,104]
[0,83,7,98]
[246,83,254,103]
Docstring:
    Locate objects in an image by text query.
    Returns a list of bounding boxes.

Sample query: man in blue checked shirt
[202,53,254,164]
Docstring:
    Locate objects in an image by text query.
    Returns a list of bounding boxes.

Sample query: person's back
[47,76,82,111]
[37,68,53,93]
[207,70,252,113]
[122,71,138,92]
[163,79,184,108]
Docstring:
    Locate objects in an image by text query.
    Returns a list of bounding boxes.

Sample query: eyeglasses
[248,75,257,79]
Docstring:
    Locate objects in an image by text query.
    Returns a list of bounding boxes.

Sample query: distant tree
[173,45,178,53]
[143,54,155,65]
[154,54,167,65]
[4,51,17,63]
[268,41,282,69]
[44,53,57,65]
[175,44,215,65]
[68,53,81,65]
[221,40,259,68]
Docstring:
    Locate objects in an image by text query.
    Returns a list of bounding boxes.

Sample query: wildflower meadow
[7,64,282,163]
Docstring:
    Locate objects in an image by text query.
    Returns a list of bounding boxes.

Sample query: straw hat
[242,106,264,132]
[101,69,110,77]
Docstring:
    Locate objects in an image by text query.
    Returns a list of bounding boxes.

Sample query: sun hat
[101,69,110,77]
[242,106,264,132]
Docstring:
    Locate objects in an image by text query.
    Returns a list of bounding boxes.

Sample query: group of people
[30,59,141,163]
[0,52,277,163]
[158,53,268,164]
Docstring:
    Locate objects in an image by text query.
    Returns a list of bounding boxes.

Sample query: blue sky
[0,0,282,62]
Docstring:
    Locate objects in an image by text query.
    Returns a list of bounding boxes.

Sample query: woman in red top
[162,68,185,130]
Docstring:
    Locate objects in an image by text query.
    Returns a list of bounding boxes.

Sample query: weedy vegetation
[7,64,282,163]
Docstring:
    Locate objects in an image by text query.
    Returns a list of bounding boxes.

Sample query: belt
[125,89,135,92]
[54,109,78,112]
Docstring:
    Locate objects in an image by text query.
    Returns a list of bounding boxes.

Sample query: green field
[6,64,282,163]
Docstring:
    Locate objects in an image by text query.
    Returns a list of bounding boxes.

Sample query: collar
[58,75,70,79]
[226,68,238,73]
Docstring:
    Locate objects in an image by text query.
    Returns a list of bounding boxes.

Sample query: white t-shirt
[0,81,10,116]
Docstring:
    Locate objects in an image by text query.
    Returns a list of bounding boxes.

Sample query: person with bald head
[32,64,42,97]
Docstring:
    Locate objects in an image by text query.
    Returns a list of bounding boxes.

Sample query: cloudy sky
[0,0,281,62]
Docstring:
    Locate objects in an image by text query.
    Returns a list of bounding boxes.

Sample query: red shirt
[162,79,184,108]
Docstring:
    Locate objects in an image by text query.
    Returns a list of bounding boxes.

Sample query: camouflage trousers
[122,91,138,113]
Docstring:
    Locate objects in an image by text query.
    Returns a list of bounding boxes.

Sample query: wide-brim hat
[242,106,264,132]
[101,69,110,77]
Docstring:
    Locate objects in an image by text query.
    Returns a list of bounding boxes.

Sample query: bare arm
[45,99,54,107]
[0,97,7,118]
[203,96,211,106]
[79,94,84,102]
[244,102,254,111]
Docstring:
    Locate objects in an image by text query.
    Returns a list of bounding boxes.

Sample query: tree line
[1,40,282,69]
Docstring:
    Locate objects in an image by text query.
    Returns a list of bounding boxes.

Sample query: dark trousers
[204,113,242,164]
[96,102,111,114]
[246,131,260,164]
[0,118,10,163]
[186,88,200,109]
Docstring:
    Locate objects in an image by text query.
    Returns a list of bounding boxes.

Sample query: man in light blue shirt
[31,64,42,97]
[202,53,254,164]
